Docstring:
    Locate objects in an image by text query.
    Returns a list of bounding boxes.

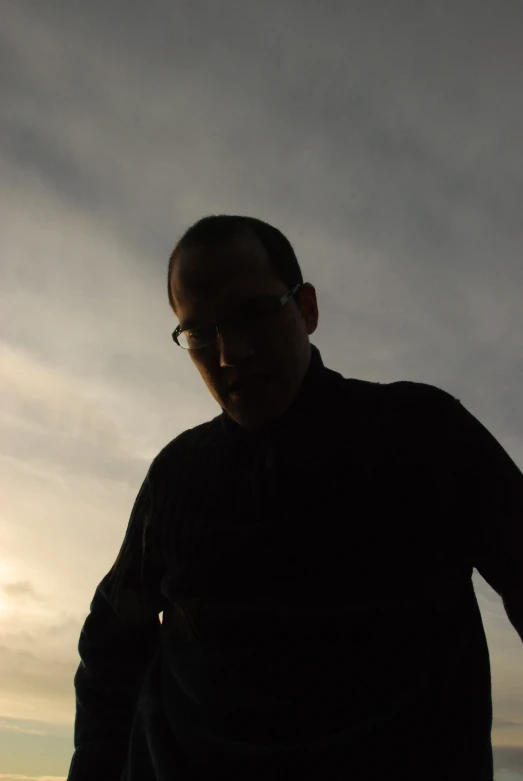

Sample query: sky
[1,0,522,777]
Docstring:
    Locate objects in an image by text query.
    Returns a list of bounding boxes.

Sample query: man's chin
[223,381,286,430]
[227,409,268,431]
[225,400,278,431]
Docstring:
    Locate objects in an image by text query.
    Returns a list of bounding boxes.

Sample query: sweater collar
[219,343,328,443]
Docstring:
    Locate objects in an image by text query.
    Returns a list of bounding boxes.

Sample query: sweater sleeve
[447,396,523,642]
[67,462,166,781]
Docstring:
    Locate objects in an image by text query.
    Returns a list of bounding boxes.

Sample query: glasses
[172,284,303,350]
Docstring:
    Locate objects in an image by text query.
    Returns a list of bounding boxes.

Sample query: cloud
[3,0,522,272]
[2,582,43,602]
[0,340,169,525]
[496,720,523,730]
[1,1,523,773]
[3,0,523,438]
[0,721,47,736]
[0,644,77,702]
[0,777,66,781]
[494,746,523,775]
[0,613,84,727]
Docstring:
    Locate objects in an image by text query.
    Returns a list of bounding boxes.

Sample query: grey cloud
[3,0,522,398]
[2,581,44,602]
[0,644,76,702]
[2,0,522,440]
[495,719,523,729]
[0,721,47,736]
[3,412,150,491]
[473,573,503,606]
[0,776,66,780]
[3,0,522,263]
[0,614,82,708]
[494,746,523,775]
[45,615,83,638]
[3,0,522,351]
[2,4,523,770]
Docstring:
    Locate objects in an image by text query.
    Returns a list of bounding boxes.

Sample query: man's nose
[217,325,255,367]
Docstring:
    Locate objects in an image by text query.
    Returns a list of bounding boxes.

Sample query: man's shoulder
[343,374,460,408]
[149,419,216,474]
[381,379,459,405]
[338,377,465,462]
[340,376,463,439]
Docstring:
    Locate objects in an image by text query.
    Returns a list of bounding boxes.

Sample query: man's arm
[67,464,165,781]
[448,396,523,642]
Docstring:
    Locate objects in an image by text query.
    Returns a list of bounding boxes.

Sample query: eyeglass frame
[172,283,303,350]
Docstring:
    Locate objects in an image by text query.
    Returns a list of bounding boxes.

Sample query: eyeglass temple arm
[173,284,302,340]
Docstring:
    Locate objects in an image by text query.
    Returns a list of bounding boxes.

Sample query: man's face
[170,234,319,430]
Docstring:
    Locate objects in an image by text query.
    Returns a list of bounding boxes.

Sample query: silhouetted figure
[67,216,523,781]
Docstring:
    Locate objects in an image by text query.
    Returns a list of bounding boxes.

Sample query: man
[67,215,523,781]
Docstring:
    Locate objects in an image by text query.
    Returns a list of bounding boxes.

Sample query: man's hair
[167,215,304,313]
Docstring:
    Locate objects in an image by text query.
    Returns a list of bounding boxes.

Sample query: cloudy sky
[1,0,522,778]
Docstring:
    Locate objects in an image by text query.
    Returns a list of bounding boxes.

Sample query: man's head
[168,215,319,431]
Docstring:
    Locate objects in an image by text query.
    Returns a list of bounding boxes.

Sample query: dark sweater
[67,344,523,781]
